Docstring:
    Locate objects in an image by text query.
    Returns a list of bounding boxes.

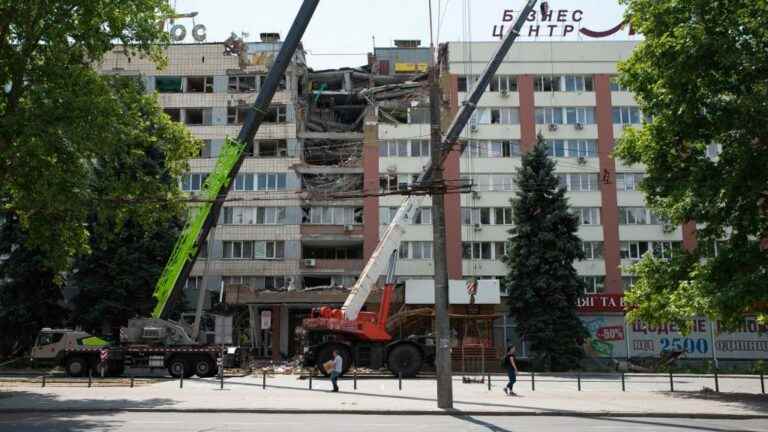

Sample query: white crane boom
[340,0,539,320]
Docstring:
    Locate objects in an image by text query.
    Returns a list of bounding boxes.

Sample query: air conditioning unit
[548,123,558,132]
[471,190,481,199]
[575,122,584,130]
[344,224,355,232]
[500,89,510,97]
[577,157,587,165]
[473,223,483,232]
[470,123,479,133]
[302,259,316,268]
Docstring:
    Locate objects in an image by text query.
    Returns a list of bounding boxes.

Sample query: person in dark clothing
[503,346,518,396]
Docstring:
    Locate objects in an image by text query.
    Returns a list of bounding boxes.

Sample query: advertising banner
[580,316,768,360]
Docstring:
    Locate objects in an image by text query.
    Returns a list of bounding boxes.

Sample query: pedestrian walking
[502,346,518,396]
[330,350,343,392]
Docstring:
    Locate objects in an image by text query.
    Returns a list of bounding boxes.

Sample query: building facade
[97,38,764,364]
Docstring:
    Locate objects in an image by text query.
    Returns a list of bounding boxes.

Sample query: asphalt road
[0,413,766,432]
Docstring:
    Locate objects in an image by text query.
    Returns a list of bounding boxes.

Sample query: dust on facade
[96,34,703,367]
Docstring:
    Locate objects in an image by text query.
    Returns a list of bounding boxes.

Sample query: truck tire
[387,344,422,378]
[315,344,351,377]
[193,356,215,378]
[167,356,194,379]
[64,356,89,377]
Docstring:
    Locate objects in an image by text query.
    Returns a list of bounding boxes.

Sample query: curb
[0,408,766,419]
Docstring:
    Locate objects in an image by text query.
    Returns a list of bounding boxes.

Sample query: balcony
[301,224,364,239]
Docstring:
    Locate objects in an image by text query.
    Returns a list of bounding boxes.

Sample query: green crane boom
[149,0,321,319]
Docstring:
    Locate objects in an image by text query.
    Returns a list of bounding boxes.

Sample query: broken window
[184,108,211,126]
[156,76,183,93]
[186,76,214,93]
[199,139,212,158]
[164,108,181,122]
[534,75,562,92]
[264,105,287,123]
[227,106,250,125]
[180,173,208,192]
[228,75,258,93]
[256,139,288,157]
[490,75,517,93]
[408,107,430,124]
[303,245,363,260]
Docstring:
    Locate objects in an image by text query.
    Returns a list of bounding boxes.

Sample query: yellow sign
[394,63,428,73]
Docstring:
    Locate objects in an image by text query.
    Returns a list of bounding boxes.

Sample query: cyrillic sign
[493,9,635,39]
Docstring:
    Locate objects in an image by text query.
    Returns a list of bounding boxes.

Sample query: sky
[170,0,635,69]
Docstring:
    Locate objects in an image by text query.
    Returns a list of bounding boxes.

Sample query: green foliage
[616,0,768,328]
[503,139,588,371]
[0,216,67,357]
[0,0,176,272]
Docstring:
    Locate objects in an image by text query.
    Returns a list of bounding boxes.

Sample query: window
[493,208,513,225]
[564,75,594,92]
[380,206,398,225]
[476,107,519,125]
[234,173,287,191]
[198,140,213,158]
[185,276,203,291]
[256,139,288,157]
[302,207,362,225]
[379,174,417,193]
[228,106,250,125]
[582,242,604,260]
[223,240,285,259]
[303,245,363,260]
[537,107,595,125]
[164,108,181,122]
[410,139,431,157]
[181,173,208,192]
[408,107,430,124]
[612,106,643,125]
[265,105,287,123]
[558,174,599,192]
[581,276,605,294]
[463,140,520,158]
[620,241,681,260]
[400,242,433,260]
[156,76,183,93]
[228,75,259,93]
[457,76,468,92]
[184,108,211,126]
[615,173,644,191]
[462,241,505,260]
[413,208,432,225]
[575,207,601,225]
[619,207,667,225]
[535,107,563,125]
[622,276,637,290]
[224,207,288,225]
[222,275,287,291]
[490,75,517,93]
[545,140,598,158]
[534,75,561,92]
[186,76,214,93]
[609,77,628,92]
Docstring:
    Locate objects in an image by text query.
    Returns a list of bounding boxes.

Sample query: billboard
[581,316,768,360]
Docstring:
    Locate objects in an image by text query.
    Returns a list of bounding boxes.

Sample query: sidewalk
[1,375,766,418]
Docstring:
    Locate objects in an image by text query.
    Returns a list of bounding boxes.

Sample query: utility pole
[429,47,453,409]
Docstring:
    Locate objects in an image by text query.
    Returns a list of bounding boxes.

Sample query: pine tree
[502,137,588,371]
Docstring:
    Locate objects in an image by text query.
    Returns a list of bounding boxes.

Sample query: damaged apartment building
[97,37,432,360]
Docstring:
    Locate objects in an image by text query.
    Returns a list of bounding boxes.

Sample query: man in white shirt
[330,350,342,392]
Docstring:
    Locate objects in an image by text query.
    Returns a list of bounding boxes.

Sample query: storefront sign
[492,9,635,39]
[260,310,272,330]
[577,294,625,313]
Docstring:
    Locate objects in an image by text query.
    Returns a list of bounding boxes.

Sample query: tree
[0,0,176,272]
[615,0,768,328]
[0,216,67,357]
[502,139,588,371]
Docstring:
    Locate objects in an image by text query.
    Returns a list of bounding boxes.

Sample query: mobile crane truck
[301,0,538,378]
[30,0,323,378]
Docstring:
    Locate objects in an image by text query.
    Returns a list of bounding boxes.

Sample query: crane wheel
[194,356,215,378]
[64,356,88,377]
[167,357,194,378]
[315,344,351,377]
[387,344,422,378]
